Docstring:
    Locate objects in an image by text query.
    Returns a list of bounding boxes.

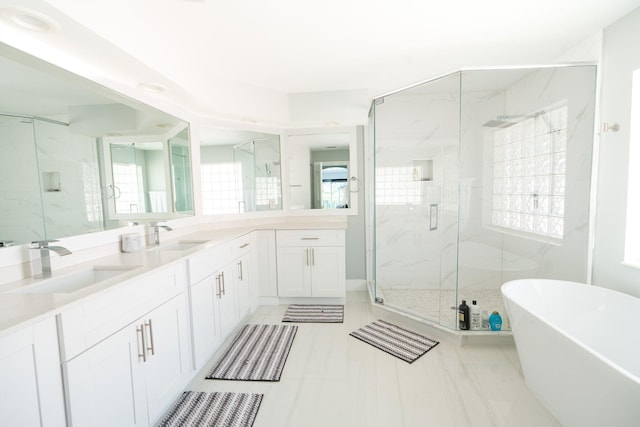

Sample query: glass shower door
[373,72,461,328]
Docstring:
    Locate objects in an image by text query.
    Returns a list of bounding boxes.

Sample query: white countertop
[0,220,346,337]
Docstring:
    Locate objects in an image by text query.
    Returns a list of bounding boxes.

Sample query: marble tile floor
[380,288,510,331]
[181,291,559,427]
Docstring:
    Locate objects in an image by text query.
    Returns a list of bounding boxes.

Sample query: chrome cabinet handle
[145,319,155,356]
[215,274,221,299]
[301,237,319,240]
[239,243,250,249]
[136,324,146,362]
[306,249,309,266]
[238,260,243,281]
[312,248,315,266]
[221,271,226,296]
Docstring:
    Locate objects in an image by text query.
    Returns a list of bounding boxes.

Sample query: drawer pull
[301,237,319,240]
[239,243,250,248]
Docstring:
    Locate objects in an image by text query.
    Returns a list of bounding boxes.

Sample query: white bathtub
[502,279,640,427]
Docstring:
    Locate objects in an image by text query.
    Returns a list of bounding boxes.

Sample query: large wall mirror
[200,127,282,215]
[285,127,359,214]
[0,43,193,245]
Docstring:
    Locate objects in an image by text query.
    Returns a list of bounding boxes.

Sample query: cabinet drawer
[276,229,344,247]
[188,244,232,284]
[231,233,252,258]
[59,262,187,361]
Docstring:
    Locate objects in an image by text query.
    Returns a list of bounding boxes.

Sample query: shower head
[481,110,546,128]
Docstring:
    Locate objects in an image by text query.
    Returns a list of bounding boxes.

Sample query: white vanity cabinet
[0,317,66,427]
[61,262,191,427]
[276,229,345,298]
[188,242,237,370]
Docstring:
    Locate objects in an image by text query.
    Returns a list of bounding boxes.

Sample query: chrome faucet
[30,240,72,278]
[147,222,173,246]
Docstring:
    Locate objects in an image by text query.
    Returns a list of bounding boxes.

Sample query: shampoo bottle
[489,310,503,331]
[470,300,481,330]
[458,300,470,330]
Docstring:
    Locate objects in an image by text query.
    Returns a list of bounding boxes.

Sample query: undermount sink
[9,265,141,294]
[158,240,208,251]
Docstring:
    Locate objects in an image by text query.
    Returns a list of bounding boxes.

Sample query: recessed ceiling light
[137,82,167,94]
[0,8,60,33]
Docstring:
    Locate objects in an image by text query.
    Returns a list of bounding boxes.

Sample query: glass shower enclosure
[368,65,597,331]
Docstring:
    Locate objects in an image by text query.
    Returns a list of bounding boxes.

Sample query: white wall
[592,7,640,298]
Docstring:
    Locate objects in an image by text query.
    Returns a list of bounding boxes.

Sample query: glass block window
[112,162,144,213]
[376,166,422,205]
[201,162,243,214]
[492,106,567,239]
[256,176,279,207]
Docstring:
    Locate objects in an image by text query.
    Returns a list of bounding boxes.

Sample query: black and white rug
[159,391,262,427]
[349,319,439,363]
[282,304,344,323]
[207,324,297,381]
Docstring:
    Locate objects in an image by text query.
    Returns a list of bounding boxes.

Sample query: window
[255,176,279,207]
[375,166,422,205]
[625,69,640,265]
[491,105,568,239]
[112,162,144,213]
[201,162,243,214]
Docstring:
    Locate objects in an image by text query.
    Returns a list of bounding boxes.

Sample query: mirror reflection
[287,132,352,210]
[200,128,282,214]
[0,43,193,245]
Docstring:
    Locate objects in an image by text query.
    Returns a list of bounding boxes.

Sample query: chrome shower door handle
[430,204,438,231]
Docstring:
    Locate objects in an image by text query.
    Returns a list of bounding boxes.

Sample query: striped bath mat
[207,324,297,381]
[349,319,439,363]
[282,304,344,323]
[159,391,262,427]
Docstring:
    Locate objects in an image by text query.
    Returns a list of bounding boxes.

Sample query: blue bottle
[489,311,502,331]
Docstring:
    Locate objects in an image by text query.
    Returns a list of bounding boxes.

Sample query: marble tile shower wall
[34,119,104,239]
[0,116,102,245]
[457,66,596,294]
[374,76,460,292]
[0,115,46,244]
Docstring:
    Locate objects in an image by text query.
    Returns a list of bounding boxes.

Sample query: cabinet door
[65,326,147,427]
[235,253,251,319]
[311,246,346,297]
[190,274,221,370]
[0,318,65,427]
[142,294,191,424]
[216,263,238,339]
[276,246,312,297]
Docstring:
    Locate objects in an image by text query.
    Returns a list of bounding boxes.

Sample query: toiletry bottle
[481,309,490,330]
[470,300,481,330]
[458,300,470,330]
[489,310,503,331]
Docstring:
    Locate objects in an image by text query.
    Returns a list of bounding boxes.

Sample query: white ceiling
[2,0,640,126]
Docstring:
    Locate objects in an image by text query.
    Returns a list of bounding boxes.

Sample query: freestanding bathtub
[502,279,640,427]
